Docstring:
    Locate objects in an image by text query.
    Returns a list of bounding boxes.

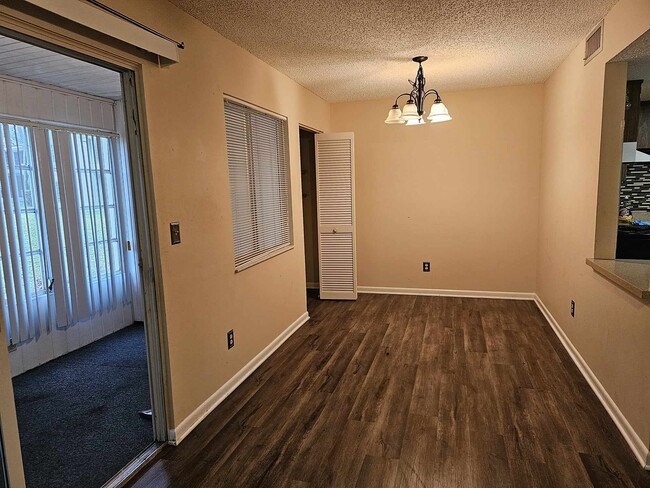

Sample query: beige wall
[538,0,650,451]
[331,85,543,293]
[0,0,330,431]
[112,0,330,426]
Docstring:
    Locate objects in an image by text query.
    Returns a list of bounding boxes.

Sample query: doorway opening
[300,129,358,300]
[300,127,319,295]
[0,30,165,488]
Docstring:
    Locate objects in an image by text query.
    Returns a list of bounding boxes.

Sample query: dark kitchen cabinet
[616,226,650,259]
[624,79,643,143]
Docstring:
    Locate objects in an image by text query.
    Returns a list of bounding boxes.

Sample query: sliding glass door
[0,23,170,485]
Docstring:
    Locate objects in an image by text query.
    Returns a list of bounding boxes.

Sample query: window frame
[223,96,294,273]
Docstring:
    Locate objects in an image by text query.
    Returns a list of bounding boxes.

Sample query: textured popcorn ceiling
[169,0,617,102]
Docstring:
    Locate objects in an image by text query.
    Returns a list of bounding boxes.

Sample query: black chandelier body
[385,56,452,125]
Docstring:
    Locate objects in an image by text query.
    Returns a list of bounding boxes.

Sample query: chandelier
[385,56,452,126]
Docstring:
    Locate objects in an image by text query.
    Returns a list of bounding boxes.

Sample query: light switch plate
[170,222,181,245]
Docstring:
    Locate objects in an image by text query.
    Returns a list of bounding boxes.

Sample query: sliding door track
[102,442,164,488]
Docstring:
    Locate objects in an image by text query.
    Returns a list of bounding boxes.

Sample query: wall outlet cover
[170,222,181,245]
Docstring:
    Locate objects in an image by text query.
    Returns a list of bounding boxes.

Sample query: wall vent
[584,20,604,65]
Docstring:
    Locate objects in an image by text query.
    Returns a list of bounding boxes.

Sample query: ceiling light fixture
[385,56,452,126]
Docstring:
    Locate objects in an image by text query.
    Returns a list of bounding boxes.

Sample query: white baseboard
[533,295,650,470]
[168,311,310,445]
[357,286,535,301]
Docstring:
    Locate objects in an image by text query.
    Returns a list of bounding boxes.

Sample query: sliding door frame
[120,69,169,442]
[0,7,173,484]
[0,432,7,488]
[0,304,24,487]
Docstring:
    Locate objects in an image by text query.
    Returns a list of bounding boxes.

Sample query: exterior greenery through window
[224,99,292,271]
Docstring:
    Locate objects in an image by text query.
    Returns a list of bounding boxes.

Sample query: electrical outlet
[423,262,430,272]
[570,300,575,317]
[227,329,234,349]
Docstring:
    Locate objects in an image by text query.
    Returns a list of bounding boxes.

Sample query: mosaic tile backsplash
[620,162,650,211]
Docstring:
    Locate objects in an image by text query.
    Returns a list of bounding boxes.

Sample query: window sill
[235,244,294,273]
[586,258,650,300]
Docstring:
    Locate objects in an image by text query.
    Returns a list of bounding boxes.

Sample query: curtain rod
[85,0,185,49]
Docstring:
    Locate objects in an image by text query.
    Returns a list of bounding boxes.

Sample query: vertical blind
[0,121,132,347]
[224,99,292,271]
[0,123,48,343]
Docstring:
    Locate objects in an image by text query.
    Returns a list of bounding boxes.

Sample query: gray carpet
[12,323,152,488]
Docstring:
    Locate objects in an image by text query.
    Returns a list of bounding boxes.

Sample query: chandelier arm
[393,92,414,107]
[424,89,441,101]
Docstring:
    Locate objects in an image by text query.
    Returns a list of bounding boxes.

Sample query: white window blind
[224,99,292,271]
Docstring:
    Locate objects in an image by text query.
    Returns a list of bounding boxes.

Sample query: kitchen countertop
[586,258,650,300]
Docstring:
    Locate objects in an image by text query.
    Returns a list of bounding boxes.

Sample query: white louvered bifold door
[315,132,356,300]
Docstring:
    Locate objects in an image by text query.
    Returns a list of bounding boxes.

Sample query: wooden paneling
[0,35,122,100]
[0,76,116,131]
[127,294,650,488]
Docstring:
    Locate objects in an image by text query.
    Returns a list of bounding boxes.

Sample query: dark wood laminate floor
[128,294,650,488]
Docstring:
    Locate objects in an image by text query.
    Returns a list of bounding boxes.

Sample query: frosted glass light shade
[405,116,426,126]
[427,101,452,123]
[401,101,420,120]
[385,107,405,124]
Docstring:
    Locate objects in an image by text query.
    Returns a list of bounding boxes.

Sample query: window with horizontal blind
[224,98,292,271]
